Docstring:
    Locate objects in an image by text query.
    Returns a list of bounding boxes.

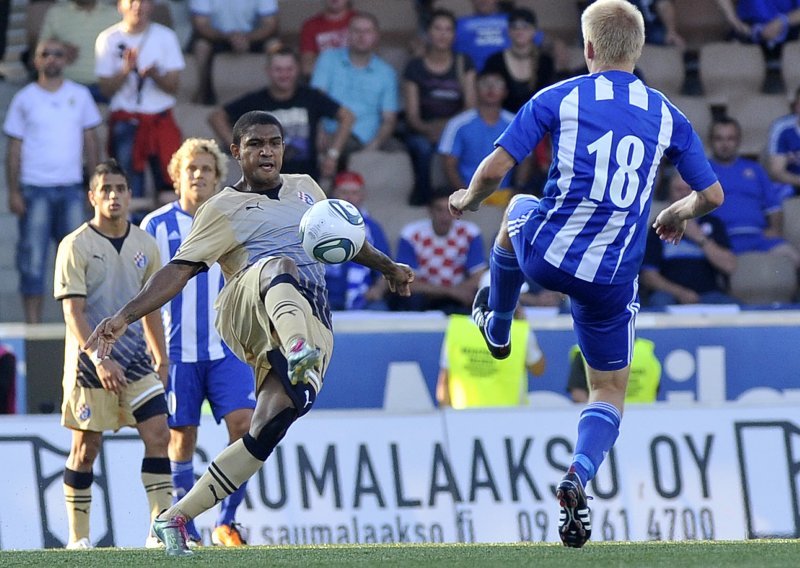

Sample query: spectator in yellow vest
[567,338,661,404]
[437,280,546,408]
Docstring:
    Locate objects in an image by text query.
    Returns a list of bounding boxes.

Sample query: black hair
[90,159,129,191]
[710,115,741,138]
[427,8,456,29]
[232,111,285,146]
[508,7,537,27]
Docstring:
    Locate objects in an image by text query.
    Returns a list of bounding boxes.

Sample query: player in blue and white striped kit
[142,138,256,547]
[449,0,725,548]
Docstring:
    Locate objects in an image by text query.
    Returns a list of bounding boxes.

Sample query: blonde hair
[168,137,228,192]
[581,0,644,68]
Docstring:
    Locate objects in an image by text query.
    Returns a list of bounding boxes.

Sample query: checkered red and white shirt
[396,219,486,287]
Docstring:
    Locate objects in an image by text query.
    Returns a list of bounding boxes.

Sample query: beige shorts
[61,372,165,432]
[215,258,333,392]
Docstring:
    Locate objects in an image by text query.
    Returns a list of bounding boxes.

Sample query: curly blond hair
[167,137,228,192]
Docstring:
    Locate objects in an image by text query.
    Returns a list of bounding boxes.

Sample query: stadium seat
[177,54,200,103]
[172,103,217,141]
[349,150,415,202]
[211,53,268,106]
[430,152,448,193]
[637,45,684,98]
[378,44,411,76]
[278,0,324,43]
[224,155,242,187]
[433,0,472,18]
[353,0,417,42]
[699,42,765,102]
[669,95,713,143]
[781,41,800,97]
[369,201,430,254]
[517,0,580,43]
[674,0,728,48]
[729,252,798,305]
[727,94,792,158]
[470,205,505,253]
[782,196,800,252]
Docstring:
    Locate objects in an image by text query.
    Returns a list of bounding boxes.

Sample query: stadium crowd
[5,0,800,325]
[2,0,798,551]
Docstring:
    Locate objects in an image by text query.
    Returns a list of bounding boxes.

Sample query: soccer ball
[299,198,366,264]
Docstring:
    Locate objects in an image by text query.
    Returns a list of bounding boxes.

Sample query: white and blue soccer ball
[299,198,366,264]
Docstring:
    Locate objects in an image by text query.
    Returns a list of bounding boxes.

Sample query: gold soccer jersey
[55,223,161,388]
[172,174,331,328]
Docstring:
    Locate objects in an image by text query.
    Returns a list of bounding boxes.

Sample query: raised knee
[268,257,300,279]
[259,257,300,295]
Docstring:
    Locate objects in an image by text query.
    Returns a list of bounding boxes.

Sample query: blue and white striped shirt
[498,70,717,284]
[141,202,226,363]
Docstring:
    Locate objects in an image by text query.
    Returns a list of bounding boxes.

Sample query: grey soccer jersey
[55,223,161,388]
[172,174,332,327]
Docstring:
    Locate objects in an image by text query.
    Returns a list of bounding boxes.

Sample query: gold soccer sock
[141,457,173,523]
[63,468,93,543]
[264,279,310,349]
[162,439,262,521]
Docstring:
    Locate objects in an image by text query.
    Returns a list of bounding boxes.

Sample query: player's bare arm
[352,240,414,296]
[653,181,724,244]
[85,262,201,358]
[449,147,516,217]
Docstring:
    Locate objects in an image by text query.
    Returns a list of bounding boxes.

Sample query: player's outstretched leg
[152,380,297,556]
[472,286,511,359]
[556,469,592,548]
[152,513,194,556]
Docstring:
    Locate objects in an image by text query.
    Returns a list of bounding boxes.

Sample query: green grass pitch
[2,540,800,567]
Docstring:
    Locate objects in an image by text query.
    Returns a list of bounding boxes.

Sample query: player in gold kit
[86,111,414,555]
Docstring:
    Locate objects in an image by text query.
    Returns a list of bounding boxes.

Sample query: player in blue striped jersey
[449,0,725,548]
[141,138,255,547]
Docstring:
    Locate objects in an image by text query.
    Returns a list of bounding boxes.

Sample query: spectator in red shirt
[299,0,355,78]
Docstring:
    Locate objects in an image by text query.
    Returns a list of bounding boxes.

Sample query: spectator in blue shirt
[641,171,738,307]
[438,69,516,206]
[311,11,400,165]
[454,0,510,72]
[767,87,800,198]
[709,116,800,266]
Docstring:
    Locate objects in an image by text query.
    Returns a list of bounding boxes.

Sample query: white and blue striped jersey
[141,202,227,363]
[497,70,718,284]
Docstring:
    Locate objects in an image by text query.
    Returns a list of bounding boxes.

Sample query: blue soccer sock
[487,243,524,345]
[217,481,248,527]
[171,459,201,540]
[570,402,622,487]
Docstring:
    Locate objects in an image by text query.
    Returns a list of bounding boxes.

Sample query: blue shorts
[166,354,256,427]
[508,195,640,371]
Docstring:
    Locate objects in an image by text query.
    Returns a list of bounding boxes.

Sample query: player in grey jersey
[86,110,414,556]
